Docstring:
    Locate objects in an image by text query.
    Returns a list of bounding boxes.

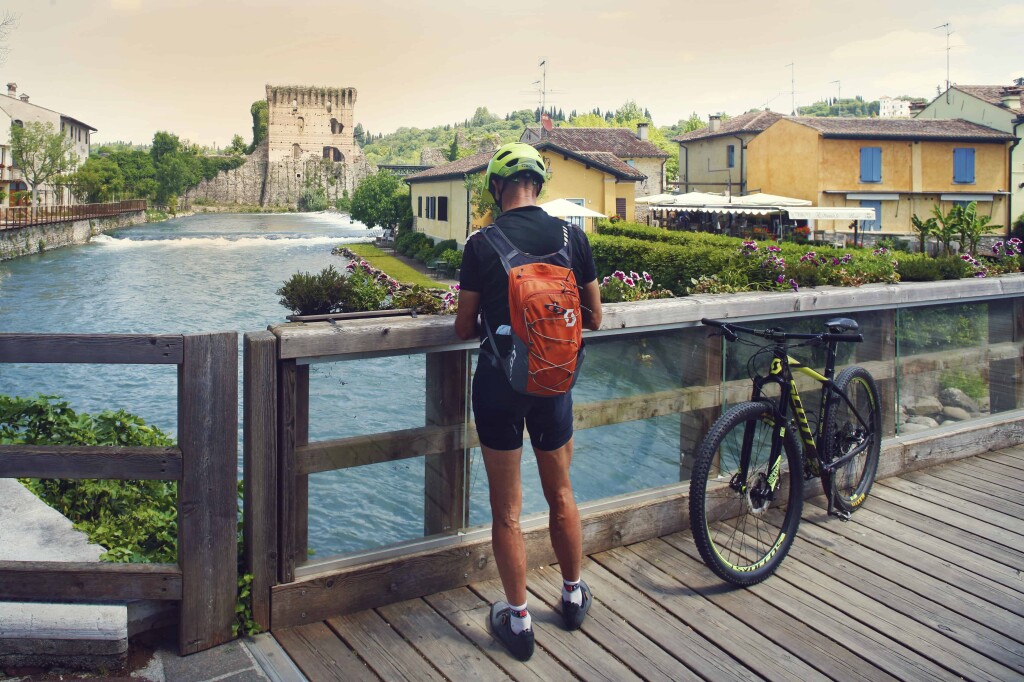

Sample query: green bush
[895,254,973,281]
[340,267,391,312]
[276,265,350,315]
[298,186,329,212]
[898,303,985,354]
[396,231,429,257]
[431,239,458,259]
[939,369,987,401]
[439,248,462,268]
[415,243,434,263]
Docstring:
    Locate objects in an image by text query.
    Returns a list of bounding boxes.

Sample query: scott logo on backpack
[480,223,586,397]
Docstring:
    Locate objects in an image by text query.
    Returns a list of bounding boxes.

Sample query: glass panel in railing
[896,301,993,435]
[987,297,1024,415]
[466,326,705,528]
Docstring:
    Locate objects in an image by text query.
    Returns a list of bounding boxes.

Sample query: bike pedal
[831,509,852,522]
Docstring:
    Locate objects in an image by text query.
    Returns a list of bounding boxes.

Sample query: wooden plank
[934,458,1024,494]
[527,564,710,682]
[278,359,298,583]
[592,544,830,682]
[745,522,1015,675]
[664,533,956,682]
[177,331,239,655]
[0,561,181,601]
[244,330,279,632]
[269,277,1024,359]
[975,451,1024,472]
[536,560,758,681]
[326,609,445,681]
[761,514,1024,680]
[986,446,1024,464]
[273,623,379,682]
[904,469,1024,517]
[471,579,643,682]
[377,598,510,682]
[805,497,1024,618]
[423,350,470,535]
[627,538,896,682]
[678,326,722,482]
[0,333,184,364]
[424,586,571,682]
[270,488,690,628]
[297,423,469,473]
[789,506,1024,650]
[862,494,1024,571]
[879,477,1024,536]
[0,444,181,480]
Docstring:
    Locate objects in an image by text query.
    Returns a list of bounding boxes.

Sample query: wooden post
[989,297,1024,413]
[277,359,298,583]
[423,350,470,535]
[679,326,722,481]
[177,332,238,655]
[243,331,278,632]
[294,365,310,566]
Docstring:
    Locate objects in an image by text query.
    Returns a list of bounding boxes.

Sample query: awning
[539,198,608,218]
[786,207,876,220]
[701,207,779,216]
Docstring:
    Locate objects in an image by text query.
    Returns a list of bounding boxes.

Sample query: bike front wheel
[823,366,882,514]
[688,400,804,586]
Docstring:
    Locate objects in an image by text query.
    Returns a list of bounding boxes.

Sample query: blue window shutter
[860,147,881,182]
[954,148,976,183]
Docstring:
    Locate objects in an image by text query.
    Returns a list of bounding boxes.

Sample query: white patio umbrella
[539,198,608,218]
[635,193,677,204]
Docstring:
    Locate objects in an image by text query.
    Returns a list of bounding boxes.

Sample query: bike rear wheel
[823,366,881,514]
[688,400,804,585]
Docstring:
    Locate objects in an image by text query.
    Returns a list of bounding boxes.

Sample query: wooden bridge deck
[271,447,1024,681]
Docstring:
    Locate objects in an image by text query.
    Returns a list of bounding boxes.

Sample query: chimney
[709,115,722,133]
[636,122,649,141]
[6,82,15,98]
[1001,87,1022,110]
[19,93,28,103]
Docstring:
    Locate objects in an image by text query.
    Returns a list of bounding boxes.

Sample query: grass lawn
[345,243,441,289]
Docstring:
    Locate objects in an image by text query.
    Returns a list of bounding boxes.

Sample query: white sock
[509,601,531,634]
[562,579,583,606]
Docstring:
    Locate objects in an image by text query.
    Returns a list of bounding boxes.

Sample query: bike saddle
[825,317,859,333]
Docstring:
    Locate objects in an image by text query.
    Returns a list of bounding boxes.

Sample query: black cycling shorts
[471,354,574,452]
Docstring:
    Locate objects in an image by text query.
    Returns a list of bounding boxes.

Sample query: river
[0,212,681,558]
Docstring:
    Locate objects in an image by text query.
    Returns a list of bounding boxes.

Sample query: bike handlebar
[701,318,863,343]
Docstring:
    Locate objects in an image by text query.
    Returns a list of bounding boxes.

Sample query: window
[418,196,423,217]
[860,200,882,231]
[625,159,636,168]
[426,196,436,219]
[953,148,975,184]
[615,198,627,219]
[726,145,735,169]
[859,147,881,183]
[438,196,448,222]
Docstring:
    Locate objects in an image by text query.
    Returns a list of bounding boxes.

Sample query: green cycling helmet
[483,142,548,204]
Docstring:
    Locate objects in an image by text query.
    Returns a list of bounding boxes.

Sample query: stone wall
[184,143,267,206]
[0,210,146,261]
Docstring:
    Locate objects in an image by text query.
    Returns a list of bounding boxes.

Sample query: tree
[247,100,268,153]
[354,123,366,147]
[150,131,180,164]
[227,134,247,156]
[71,156,125,203]
[465,172,496,220]
[108,150,157,200]
[10,121,79,205]
[0,11,17,65]
[350,170,411,231]
[448,134,459,162]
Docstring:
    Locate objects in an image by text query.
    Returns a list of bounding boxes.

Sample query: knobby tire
[823,366,882,513]
[688,400,804,585]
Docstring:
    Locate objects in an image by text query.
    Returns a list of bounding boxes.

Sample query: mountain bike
[688,317,881,585]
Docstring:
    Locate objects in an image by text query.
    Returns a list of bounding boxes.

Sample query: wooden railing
[0,332,237,655]
[0,199,148,230]
[247,276,1024,631]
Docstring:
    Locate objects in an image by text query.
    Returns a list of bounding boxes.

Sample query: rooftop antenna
[830,80,841,115]
[785,62,795,115]
[934,22,952,101]
[538,58,548,119]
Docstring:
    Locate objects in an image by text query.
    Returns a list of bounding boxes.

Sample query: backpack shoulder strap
[479,224,518,275]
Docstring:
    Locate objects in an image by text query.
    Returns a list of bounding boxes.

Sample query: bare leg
[481,445,527,606]
[536,438,582,582]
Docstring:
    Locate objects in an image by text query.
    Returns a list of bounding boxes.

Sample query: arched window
[330,118,344,135]
[292,144,302,161]
[297,116,305,134]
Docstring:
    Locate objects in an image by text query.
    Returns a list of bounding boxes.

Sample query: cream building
[673,111,783,196]
[0,82,95,205]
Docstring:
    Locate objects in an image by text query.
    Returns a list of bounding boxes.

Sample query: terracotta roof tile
[535,142,647,181]
[403,150,491,183]
[673,110,784,142]
[952,85,1024,114]
[787,116,1014,141]
[528,127,669,158]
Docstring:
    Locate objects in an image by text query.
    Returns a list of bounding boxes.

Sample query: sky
[3,0,1022,148]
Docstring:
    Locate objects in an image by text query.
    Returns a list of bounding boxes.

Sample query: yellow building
[674,111,783,195]
[405,142,644,246]
[747,117,1014,236]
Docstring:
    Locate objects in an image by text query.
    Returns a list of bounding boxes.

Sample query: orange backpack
[480,223,586,397]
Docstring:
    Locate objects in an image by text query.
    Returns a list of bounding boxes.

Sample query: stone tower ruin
[185,84,374,208]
